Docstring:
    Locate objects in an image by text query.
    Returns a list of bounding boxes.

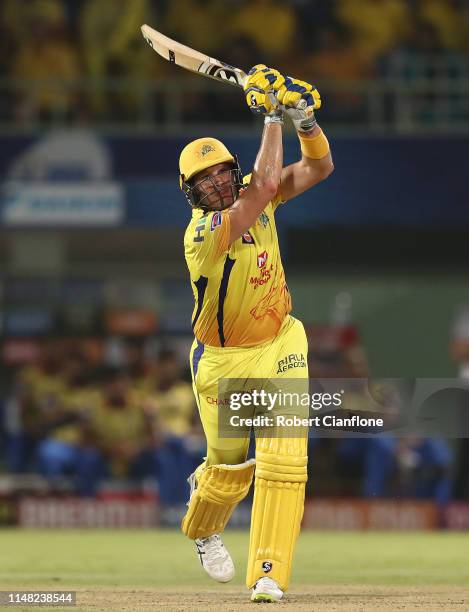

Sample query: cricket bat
[140,24,307,111]
[141,24,247,88]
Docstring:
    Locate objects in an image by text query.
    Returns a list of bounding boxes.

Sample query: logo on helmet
[201,144,215,156]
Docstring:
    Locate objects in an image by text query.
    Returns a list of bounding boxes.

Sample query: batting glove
[244,64,285,118]
[276,76,321,132]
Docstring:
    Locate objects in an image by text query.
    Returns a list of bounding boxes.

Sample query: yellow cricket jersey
[90,391,147,477]
[52,387,101,446]
[184,177,291,348]
[144,381,196,437]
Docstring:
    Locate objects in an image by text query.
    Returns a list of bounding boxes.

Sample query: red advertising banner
[2,340,41,365]
[303,499,438,530]
[11,497,459,530]
[106,310,157,335]
[444,503,469,530]
[18,498,158,528]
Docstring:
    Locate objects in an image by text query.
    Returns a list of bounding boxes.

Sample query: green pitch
[1,530,468,610]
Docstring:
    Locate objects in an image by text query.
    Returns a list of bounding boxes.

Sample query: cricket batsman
[179,65,333,603]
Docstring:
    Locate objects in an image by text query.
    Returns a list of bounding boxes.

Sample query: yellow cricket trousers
[189,315,309,465]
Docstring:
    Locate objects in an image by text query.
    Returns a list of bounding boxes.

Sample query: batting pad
[246,436,308,591]
[181,459,256,539]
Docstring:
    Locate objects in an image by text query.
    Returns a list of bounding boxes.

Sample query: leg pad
[181,459,255,539]
[246,436,307,591]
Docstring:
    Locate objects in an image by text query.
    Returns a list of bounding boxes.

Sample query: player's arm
[276,77,334,202]
[227,119,283,245]
[279,124,334,201]
[225,65,286,246]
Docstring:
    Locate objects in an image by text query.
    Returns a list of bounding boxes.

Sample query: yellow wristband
[299,129,330,160]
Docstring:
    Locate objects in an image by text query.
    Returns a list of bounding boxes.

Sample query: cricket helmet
[179,137,242,210]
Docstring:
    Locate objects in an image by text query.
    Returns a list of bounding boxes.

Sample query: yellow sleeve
[243,173,285,211]
[185,210,231,277]
[271,190,285,211]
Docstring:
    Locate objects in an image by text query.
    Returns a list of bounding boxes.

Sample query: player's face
[192,162,237,211]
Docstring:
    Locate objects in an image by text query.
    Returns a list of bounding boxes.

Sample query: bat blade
[141,24,247,88]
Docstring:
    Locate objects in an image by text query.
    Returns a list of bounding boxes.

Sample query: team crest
[201,144,215,156]
[257,250,268,268]
[242,231,254,244]
[259,212,269,228]
[210,211,222,231]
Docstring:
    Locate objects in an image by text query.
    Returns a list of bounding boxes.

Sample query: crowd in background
[0,339,205,517]
[0,0,467,124]
[0,327,460,509]
[0,0,467,510]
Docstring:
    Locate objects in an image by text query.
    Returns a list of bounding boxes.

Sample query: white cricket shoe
[194,534,235,583]
[251,577,283,603]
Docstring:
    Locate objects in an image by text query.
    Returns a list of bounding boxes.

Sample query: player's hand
[276,76,321,111]
[244,64,285,116]
[277,77,321,132]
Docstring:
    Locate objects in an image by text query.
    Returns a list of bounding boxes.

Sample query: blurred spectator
[4,340,64,472]
[122,338,166,394]
[78,366,151,495]
[36,349,100,492]
[293,23,372,122]
[62,0,86,38]
[417,0,466,51]
[12,0,82,123]
[228,0,298,63]
[144,348,195,437]
[79,0,156,119]
[164,0,227,56]
[336,0,411,62]
[337,436,453,504]
[103,337,153,390]
[0,1,30,74]
[143,349,202,518]
[289,0,338,51]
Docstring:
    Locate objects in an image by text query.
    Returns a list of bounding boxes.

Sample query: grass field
[1,529,468,611]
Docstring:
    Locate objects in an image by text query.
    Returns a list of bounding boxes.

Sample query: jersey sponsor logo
[257,250,268,268]
[259,212,269,228]
[250,262,273,289]
[276,353,307,374]
[194,216,207,242]
[201,143,215,156]
[242,231,254,244]
[210,211,222,231]
[206,396,231,405]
